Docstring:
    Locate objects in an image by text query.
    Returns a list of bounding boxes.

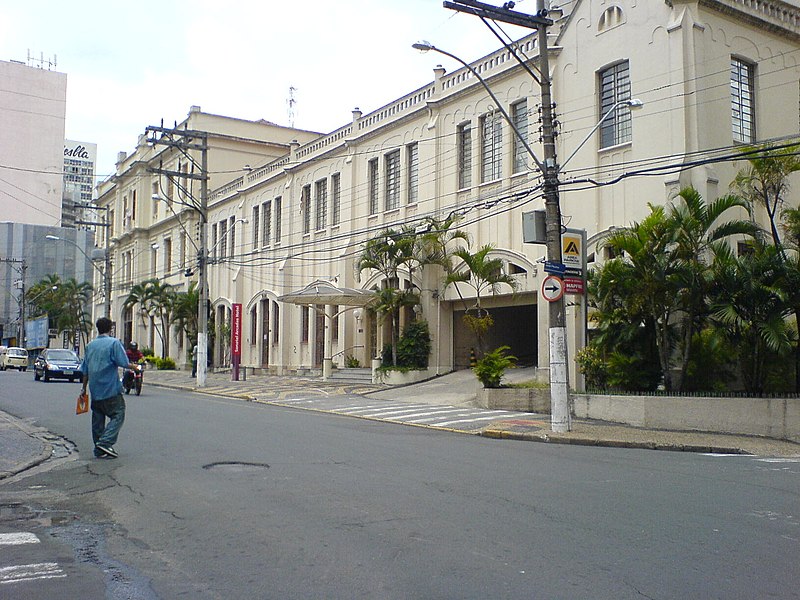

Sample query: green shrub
[344,355,361,368]
[144,355,159,367]
[576,345,608,390]
[157,357,176,370]
[473,346,517,388]
[141,347,154,357]
[396,320,431,369]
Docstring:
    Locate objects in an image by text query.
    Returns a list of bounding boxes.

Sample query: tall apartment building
[98,1,800,379]
[0,59,66,226]
[62,140,98,229]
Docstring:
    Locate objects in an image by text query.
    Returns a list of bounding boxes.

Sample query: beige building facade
[96,0,800,381]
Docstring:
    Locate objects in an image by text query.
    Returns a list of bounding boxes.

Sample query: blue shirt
[80,335,130,401]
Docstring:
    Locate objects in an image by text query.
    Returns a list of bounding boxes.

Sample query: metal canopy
[277,280,375,307]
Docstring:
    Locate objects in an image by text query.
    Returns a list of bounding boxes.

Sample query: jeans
[92,394,126,453]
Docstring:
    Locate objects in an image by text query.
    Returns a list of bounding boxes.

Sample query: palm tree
[367,286,419,366]
[709,242,793,393]
[603,205,681,389]
[57,278,93,349]
[731,143,800,248]
[171,281,200,342]
[443,244,518,354]
[123,279,175,358]
[667,187,758,390]
[357,229,414,282]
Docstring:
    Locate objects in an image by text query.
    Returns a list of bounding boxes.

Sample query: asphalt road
[0,369,798,599]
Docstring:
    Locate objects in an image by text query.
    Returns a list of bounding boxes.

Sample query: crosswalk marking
[0,533,40,546]
[0,562,66,585]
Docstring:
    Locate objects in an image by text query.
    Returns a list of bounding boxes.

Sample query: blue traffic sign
[544,261,566,275]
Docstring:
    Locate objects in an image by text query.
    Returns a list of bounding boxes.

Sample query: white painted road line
[0,563,66,585]
[0,533,40,546]
[433,414,529,427]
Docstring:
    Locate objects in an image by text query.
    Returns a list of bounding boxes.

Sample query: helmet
[130,342,138,350]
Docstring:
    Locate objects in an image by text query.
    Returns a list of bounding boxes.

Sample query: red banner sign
[564,277,585,295]
[231,303,242,357]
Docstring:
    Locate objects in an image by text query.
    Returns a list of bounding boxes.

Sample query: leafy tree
[668,188,757,390]
[368,287,419,367]
[27,274,93,348]
[443,244,518,354]
[123,278,175,358]
[709,242,793,393]
[731,143,800,248]
[171,281,200,342]
[602,205,679,389]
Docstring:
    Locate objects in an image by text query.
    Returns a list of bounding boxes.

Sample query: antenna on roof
[287,86,298,128]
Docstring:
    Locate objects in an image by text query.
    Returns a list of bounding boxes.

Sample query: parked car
[33,349,82,382]
[0,347,28,371]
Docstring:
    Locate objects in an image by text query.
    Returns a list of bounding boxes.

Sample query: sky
[0,0,535,180]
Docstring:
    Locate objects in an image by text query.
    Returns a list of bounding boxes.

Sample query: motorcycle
[122,363,144,396]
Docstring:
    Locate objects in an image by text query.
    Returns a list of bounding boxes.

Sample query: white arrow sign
[541,275,565,302]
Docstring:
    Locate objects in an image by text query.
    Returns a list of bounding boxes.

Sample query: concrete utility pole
[146,126,210,387]
[1,258,28,346]
[76,205,112,318]
[444,0,571,431]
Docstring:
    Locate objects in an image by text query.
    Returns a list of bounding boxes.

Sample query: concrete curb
[480,428,752,454]
[0,414,54,480]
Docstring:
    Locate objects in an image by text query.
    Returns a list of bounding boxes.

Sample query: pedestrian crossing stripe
[0,562,66,584]
[0,533,40,546]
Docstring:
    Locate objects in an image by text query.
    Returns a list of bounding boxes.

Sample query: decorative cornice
[668,0,800,42]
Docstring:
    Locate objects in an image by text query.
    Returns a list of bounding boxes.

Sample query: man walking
[80,317,138,459]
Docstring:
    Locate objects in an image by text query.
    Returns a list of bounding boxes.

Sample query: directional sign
[543,260,566,275]
[564,277,585,295]
[541,275,565,302]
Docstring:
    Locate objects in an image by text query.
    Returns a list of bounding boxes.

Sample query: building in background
[62,140,98,230]
[0,223,95,346]
[0,58,66,227]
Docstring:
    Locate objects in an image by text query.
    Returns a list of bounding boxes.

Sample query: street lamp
[45,235,111,319]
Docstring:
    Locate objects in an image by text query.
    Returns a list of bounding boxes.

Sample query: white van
[0,347,29,371]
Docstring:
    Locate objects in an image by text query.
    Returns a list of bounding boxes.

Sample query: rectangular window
[481,112,503,182]
[219,220,227,259]
[731,57,755,143]
[250,306,257,345]
[332,305,339,342]
[152,182,159,220]
[368,158,379,215]
[180,232,186,269]
[385,150,401,211]
[252,205,260,249]
[262,200,272,246]
[512,100,529,173]
[302,184,311,234]
[599,61,632,149]
[228,216,235,259]
[164,238,172,274]
[331,173,341,226]
[407,143,419,204]
[301,306,310,343]
[457,122,472,189]
[274,197,282,243]
[272,301,280,344]
[315,178,328,230]
[211,223,219,260]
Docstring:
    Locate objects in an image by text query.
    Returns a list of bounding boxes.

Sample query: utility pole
[146,125,210,387]
[76,204,111,318]
[444,0,571,431]
[1,258,27,346]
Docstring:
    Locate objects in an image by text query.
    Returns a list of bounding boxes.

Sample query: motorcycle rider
[123,342,144,391]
